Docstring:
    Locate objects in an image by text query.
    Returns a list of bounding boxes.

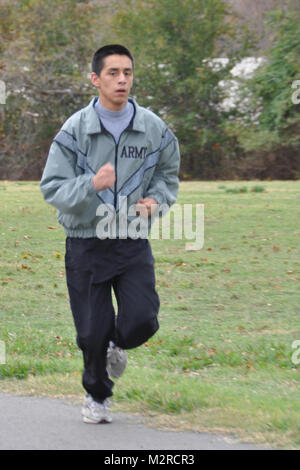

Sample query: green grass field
[0,180,299,448]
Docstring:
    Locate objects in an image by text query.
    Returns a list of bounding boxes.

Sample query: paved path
[0,393,270,450]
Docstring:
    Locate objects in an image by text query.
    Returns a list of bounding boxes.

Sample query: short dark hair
[92,44,134,76]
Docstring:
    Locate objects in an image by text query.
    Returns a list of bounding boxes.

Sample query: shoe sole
[83,416,112,424]
[82,407,112,424]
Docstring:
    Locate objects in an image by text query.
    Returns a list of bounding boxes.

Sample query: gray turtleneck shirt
[94,98,134,144]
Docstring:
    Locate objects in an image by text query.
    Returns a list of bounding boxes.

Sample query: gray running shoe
[106,341,127,378]
[81,394,112,424]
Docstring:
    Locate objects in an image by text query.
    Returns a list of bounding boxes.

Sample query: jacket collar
[85,97,145,135]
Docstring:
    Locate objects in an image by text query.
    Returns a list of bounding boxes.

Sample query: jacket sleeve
[40,138,96,215]
[145,128,180,208]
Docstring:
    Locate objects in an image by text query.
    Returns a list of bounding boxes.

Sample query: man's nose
[118,73,127,83]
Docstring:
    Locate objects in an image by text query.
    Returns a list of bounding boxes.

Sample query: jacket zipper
[99,102,136,209]
[113,140,119,209]
[113,131,127,210]
[97,100,136,209]
[100,119,133,209]
[100,130,121,209]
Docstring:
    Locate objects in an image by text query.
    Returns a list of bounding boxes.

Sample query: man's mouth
[116,89,126,94]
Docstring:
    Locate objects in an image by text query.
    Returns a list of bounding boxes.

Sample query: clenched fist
[92,163,116,191]
[136,197,158,217]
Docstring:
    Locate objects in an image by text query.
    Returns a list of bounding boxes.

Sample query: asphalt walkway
[0,393,270,451]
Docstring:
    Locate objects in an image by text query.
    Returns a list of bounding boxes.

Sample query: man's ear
[91,72,101,89]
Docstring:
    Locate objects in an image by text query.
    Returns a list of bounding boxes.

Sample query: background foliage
[110,0,251,179]
[0,0,299,180]
[224,8,300,179]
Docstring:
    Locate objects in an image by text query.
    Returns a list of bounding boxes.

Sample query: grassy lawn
[0,180,299,449]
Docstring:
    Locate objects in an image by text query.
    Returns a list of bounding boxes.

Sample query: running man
[40,44,180,423]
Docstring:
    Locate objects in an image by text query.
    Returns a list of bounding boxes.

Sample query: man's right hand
[92,162,116,191]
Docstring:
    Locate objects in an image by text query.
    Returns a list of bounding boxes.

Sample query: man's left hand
[136,198,158,217]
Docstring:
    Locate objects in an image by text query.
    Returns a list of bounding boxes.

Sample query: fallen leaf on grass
[47,226,58,230]
[237,325,246,333]
[207,348,217,357]
[246,360,255,370]
[144,339,164,347]
[222,268,231,273]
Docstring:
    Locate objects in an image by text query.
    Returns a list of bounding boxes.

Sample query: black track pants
[65,237,160,402]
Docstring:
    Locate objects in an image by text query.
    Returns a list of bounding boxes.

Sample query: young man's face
[91,54,134,111]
